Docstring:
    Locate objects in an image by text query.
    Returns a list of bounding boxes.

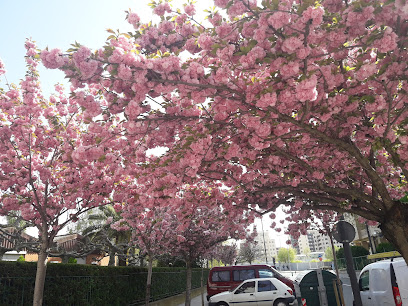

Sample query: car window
[259,269,275,278]
[258,280,277,292]
[235,281,255,294]
[371,269,387,292]
[211,271,230,282]
[233,269,255,281]
[359,270,369,291]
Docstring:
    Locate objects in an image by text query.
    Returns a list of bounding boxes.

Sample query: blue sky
[0,0,153,94]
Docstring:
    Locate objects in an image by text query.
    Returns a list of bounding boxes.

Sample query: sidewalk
[149,287,206,306]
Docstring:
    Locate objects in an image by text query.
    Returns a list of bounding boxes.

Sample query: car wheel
[273,300,288,306]
[217,302,229,306]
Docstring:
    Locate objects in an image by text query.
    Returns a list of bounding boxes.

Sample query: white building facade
[253,230,278,263]
[293,229,342,255]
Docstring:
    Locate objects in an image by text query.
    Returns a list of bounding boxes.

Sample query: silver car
[208,277,295,306]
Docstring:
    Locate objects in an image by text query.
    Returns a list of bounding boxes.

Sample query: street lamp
[260,214,268,264]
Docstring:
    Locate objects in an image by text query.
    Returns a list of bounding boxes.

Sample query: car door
[360,268,393,306]
[359,270,372,305]
[370,268,394,305]
[231,280,257,304]
[256,280,278,306]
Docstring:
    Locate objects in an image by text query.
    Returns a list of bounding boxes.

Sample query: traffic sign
[333,220,355,243]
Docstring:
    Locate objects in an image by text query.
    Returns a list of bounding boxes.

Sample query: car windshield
[259,269,274,278]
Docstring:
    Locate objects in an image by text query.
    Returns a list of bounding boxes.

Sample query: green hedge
[0,261,209,306]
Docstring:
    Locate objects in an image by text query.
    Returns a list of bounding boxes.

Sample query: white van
[358,258,408,306]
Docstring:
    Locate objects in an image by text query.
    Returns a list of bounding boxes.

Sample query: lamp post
[260,214,268,264]
[365,222,375,254]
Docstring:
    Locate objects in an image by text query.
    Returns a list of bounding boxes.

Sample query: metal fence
[0,269,209,306]
[336,255,371,271]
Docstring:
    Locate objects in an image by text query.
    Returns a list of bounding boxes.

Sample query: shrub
[0,261,209,305]
[67,257,77,264]
[336,246,369,259]
[376,242,396,253]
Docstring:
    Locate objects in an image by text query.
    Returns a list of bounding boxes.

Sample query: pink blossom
[214,0,229,8]
[228,1,247,17]
[0,58,5,75]
[73,46,92,67]
[40,49,66,69]
[184,4,195,16]
[281,37,303,53]
[127,12,140,29]
[176,235,186,243]
[312,171,324,180]
[106,217,113,224]
[280,62,300,78]
[215,23,234,38]
[399,136,408,145]
[256,92,277,108]
[153,2,171,16]
[118,64,133,80]
[125,99,143,119]
[302,6,324,26]
[256,123,271,137]
[296,75,318,102]
[296,47,310,60]
[108,48,125,64]
[356,63,377,81]
[248,135,269,150]
[267,12,290,29]
[197,34,214,50]
[79,60,98,79]
[374,28,398,53]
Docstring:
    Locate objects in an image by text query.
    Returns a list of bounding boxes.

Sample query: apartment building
[253,230,278,263]
[291,229,342,255]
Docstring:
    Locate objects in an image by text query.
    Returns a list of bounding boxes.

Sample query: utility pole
[365,222,375,254]
[260,215,268,264]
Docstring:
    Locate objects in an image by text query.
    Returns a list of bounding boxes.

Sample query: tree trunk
[200,267,204,306]
[33,239,49,306]
[118,253,127,266]
[118,246,129,266]
[185,260,192,306]
[380,205,408,264]
[61,255,69,264]
[145,253,153,306]
[108,250,116,266]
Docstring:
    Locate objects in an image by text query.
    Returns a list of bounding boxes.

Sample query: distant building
[291,229,342,257]
[1,230,109,265]
[253,230,277,264]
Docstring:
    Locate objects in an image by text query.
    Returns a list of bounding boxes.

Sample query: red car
[207,264,295,300]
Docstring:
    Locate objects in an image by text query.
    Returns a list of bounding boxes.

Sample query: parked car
[208,277,295,306]
[358,257,408,306]
[207,264,295,300]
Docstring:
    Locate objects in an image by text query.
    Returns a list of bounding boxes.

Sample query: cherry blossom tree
[165,197,248,306]
[121,202,173,306]
[44,0,408,263]
[211,243,238,266]
[119,181,250,306]
[237,241,263,264]
[0,42,123,305]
